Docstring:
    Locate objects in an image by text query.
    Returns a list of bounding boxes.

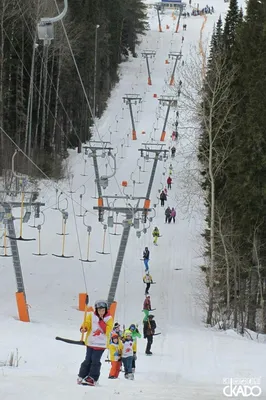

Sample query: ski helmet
[111,332,119,339]
[129,324,136,331]
[95,300,108,309]
[124,329,132,338]
[148,314,154,319]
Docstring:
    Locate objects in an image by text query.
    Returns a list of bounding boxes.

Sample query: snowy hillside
[1,0,266,399]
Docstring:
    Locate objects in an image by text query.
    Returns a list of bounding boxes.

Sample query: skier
[167,176,172,189]
[143,272,153,295]
[165,206,171,223]
[143,315,157,355]
[171,146,176,157]
[152,226,160,245]
[160,190,167,206]
[143,246,150,272]
[128,324,141,372]
[169,207,176,223]
[112,322,123,338]
[121,330,136,379]
[108,332,122,379]
[183,23,187,30]
[78,300,113,386]
[143,295,152,311]
[182,35,184,43]
[169,163,173,175]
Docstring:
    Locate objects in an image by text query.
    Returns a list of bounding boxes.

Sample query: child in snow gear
[108,332,122,379]
[152,227,160,245]
[167,176,172,189]
[160,190,167,206]
[112,322,123,338]
[169,207,176,223]
[128,324,141,372]
[121,330,136,379]
[143,272,153,295]
[143,315,157,355]
[165,206,171,223]
[143,247,150,272]
[78,300,113,386]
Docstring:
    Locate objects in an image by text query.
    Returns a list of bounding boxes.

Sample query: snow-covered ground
[1,0,266,399]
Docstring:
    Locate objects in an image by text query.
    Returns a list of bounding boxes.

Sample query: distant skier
[78,300,113,386]
[143,247,150,272]
[143,272,153,295]
[160,190,167,206]
[167,176,172,189]
[169,207,176,223]
[171,147,176,157]
[183,23,187,30]
[169,163,173,175]
[152,227,160,245]
[182,35,184,43]
[143,315,157,355]
[165,206,171,223]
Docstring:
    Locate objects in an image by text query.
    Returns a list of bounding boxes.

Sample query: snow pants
[122,356,133,375]
[146,335,153,354]
[144,258,149,271]
[78,346,104,381]
[153,235,158,244]
[145,283,151,294]
[109,360,121,378]
[160,199,165,206]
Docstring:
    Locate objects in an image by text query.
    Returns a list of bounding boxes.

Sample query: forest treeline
[0,0,147,176]
[199,0,266,333]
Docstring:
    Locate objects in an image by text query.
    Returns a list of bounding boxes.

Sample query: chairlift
[33,213,47,256]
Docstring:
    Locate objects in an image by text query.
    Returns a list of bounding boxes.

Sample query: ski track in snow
[1,0,266,399]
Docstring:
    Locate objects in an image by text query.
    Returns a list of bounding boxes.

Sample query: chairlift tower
[154,4,163,32]
[122,94,142,140]
[141,51,156,85]
[83,142,116,222]
[158,95,178,141]
[93,197,151,307]
[138,144,168,222]
[168,51,182,86]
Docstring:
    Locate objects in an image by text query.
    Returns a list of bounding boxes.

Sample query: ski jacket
[143,319,156,337]
[143,249,150,260]
[143,298,151,311]
[108,340,123,361]
[121,339,136,358]
[160,191,167,200]
[81,311,113,349]
[128,327,141,351]
[171,209,176,217]
[167,177,172,184]
[152,229,160,237]
[143,274,153,284]
[165,207,171,216]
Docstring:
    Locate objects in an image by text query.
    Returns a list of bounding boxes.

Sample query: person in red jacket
[143,295,151,311]
[167,176,172,189]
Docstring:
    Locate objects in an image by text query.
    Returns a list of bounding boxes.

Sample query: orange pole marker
[132,130,137,140]
[16,292,30,322]
[144,199,151,209]
[160,131,166,141]
[175,24,179,33]
[98,197,103,207]
[159,24,162,33]
[122,181,128,187]
[170,77,174,86]
[148,77,152,85]
[79,293,87,311]
[109,302,117,319]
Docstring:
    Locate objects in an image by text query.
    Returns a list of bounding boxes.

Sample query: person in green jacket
[128,324,141,372]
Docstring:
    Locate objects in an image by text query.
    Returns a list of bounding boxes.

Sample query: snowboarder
[152,227,160,245]
[143,247,150,272]
[143,315,157,355]
[78,300,113,386]
[121,330,135,379]
[108,332,122,379]
[160,190,167,206]
[143,272,153,295]
[167,176,172,189]
[128,324,141,372]
[165,206,171,223]
[169,207,176,223]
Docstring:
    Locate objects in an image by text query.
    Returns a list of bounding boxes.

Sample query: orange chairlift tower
[158,95,178,141]
[122,94,142,140]
[141,50,156,86]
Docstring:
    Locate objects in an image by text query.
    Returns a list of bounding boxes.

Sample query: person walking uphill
[160,190,167,206]
[165,206,171,223]
[169,207,176,223]
[143,315,157,355]
[143,246,150,272]
[77,300,113,386]
[143,272,153,295]
[167,176,172,189]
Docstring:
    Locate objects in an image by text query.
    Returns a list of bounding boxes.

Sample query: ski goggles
[129,325,136,330]
[95,301,107,309]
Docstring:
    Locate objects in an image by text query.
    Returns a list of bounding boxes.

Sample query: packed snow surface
[1,0,266,399]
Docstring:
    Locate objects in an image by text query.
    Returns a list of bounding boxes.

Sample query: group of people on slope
[165,206,176,223]
[77,300,157,386]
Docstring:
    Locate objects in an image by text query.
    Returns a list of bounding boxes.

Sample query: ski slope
[1,0,266,399]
